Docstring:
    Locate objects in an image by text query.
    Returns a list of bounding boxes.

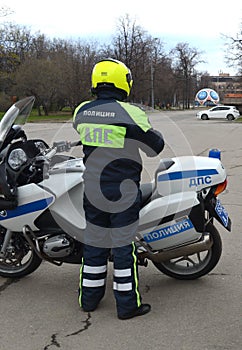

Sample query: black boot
[118,304,151,320]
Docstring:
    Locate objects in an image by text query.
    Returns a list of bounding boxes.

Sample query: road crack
[230,164,242,169]
[0,278,19,294]
[42,313,91,349]
[208,273,230,276]
[209,272,242,277]
[66,312,92,337]
[44,333,60,349]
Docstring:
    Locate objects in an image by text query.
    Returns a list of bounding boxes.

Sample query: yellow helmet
[91,58,133,97]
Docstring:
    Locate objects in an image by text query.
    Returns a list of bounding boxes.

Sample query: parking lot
[0,109,241,350]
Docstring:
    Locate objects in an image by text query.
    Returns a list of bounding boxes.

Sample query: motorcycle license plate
[215,199,229,227]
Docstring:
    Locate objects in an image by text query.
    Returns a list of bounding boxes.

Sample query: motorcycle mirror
[0,126,27,151]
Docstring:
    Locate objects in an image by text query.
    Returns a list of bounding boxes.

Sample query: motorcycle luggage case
[156,156,226,196]
[138,191,204,250]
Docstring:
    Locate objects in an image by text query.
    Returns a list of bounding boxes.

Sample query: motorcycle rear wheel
[0,232,42,278]
[152,223,222,280]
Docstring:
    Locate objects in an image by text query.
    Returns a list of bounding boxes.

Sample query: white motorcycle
[0,97,231,280]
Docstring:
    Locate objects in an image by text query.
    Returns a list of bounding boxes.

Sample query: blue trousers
[79,182,142,316]
[79,243,141,317]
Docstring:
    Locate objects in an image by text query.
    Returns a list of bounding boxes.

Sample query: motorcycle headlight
[8,148,27,170]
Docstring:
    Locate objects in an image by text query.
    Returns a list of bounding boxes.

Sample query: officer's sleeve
[135,127,165,157]
[126,107,164,157]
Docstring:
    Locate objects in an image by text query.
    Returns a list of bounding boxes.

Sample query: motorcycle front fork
[0,229,13,258]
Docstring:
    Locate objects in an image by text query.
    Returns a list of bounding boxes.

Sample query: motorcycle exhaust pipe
[138,233,212,263]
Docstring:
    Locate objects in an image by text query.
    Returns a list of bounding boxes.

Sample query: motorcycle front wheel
[0,231,42,278]
[152,223,222,280]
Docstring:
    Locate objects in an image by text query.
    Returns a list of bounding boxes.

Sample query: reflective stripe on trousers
[81,264,107,287]
[79,247,109,310]
[112,242,141,317]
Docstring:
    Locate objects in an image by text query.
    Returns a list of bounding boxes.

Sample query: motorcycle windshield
[0,96,35,149]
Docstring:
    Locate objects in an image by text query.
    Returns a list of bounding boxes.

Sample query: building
[204,73,242,111]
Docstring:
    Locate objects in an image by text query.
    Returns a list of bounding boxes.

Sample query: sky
[2,0,242,75]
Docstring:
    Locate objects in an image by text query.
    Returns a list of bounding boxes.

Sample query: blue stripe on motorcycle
[0,197,54,220]
[158,169,218,181]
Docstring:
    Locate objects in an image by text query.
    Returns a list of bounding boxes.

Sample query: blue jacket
[73,92,164,184]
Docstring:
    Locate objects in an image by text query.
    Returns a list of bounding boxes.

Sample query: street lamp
[150,38,158,110]
[151,62,154,109]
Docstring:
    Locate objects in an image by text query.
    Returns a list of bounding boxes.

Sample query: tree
[104,14,172,106]
[0,16,207,112]
[224,23,242,74]
[12,58,62,115]
[154,56,176,108]
[171,42,204,108]
[0,23,40,101]
[0,5,13,18]
[102,14,153,102]
[48,38,99,111]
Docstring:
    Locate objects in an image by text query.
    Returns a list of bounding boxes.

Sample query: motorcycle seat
[154,158,175,177]
[140,159,174,208]
[140,182,154,207]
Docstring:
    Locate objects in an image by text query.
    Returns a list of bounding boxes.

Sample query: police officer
[73,58,164,319]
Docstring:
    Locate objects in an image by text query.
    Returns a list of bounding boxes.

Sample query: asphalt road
[0,110,241,350]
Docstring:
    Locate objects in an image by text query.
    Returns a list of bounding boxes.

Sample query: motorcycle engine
[43,234,73,258]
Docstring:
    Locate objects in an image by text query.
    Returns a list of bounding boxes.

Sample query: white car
[196,105,240,121]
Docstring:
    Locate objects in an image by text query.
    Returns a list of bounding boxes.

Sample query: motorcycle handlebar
[52,140,82,153]
[45,148,58,160]
[43,140,82,160]
[70,141,82,147]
